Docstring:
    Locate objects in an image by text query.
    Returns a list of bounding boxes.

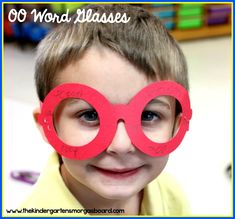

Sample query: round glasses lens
[53,98,100,147]
[141,95,182,144]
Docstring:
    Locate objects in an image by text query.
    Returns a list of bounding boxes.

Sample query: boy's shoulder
[18,152,84,216]
[141,172,191,216]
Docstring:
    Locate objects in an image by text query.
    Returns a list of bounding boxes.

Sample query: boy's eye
[76,109,99,126]
[81,110,98,121]
[141,111,160,122]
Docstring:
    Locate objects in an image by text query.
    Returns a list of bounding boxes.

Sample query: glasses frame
[38,81,192,160]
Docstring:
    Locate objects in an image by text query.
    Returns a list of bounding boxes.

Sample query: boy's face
[45,46,177,200]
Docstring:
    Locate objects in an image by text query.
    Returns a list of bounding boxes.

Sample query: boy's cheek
[173,113,182,137]
[149,155,169,176]
[61,156,89,171]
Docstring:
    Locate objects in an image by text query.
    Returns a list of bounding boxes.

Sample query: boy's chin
[94,185,142,200]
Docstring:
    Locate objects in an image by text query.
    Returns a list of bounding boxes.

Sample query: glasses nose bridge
[114,104,129,123]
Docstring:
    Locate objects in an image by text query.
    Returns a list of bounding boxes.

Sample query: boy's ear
[33,107,49,143]
[172,113,182,137]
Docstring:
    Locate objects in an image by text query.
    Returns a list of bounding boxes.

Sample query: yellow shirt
[17,152,190,216]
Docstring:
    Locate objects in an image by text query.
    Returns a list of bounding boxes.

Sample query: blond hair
[35,4,189,101]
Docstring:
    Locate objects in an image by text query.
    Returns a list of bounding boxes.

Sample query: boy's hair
[35,4,189,102]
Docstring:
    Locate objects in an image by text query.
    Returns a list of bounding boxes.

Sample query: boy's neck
[60,163,143,215]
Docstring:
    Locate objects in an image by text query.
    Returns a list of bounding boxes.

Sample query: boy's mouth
[91,166,143,178]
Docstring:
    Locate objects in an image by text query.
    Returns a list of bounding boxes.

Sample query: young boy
[20,4,192,216]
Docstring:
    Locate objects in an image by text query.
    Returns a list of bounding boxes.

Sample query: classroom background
[3,3,232,216]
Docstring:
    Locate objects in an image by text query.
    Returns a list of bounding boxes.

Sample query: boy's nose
[106,121,135,155]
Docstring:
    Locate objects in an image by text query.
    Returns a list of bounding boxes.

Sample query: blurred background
[3,3,232,216]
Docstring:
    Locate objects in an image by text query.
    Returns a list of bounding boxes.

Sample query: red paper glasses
[38,81,192,160]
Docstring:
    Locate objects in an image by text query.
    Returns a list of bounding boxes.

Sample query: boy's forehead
[55,46,151,104]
